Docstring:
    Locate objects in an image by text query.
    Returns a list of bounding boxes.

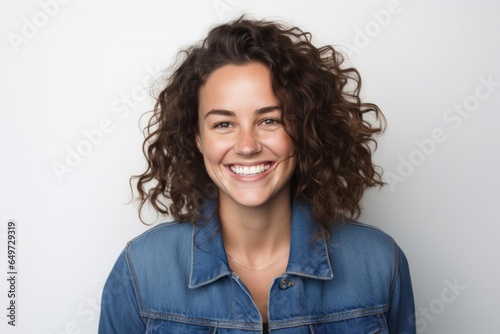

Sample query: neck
[219,191,292,266]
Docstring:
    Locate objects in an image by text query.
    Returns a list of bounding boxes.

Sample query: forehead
[203,62,271,85]
[198,62,277,112]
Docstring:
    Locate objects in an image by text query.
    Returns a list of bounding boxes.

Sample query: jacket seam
[230,274,237,326]
[377,312,387,332]
[138,310,262,330]
[269,305,389,329]
[298,276,305,331]
[388,240,400,310]
[188,224,196,288]
[125,244,146,315]
[146,317,154,334]
[137,305,389,330]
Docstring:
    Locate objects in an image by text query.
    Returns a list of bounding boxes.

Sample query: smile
[229,163,271,176]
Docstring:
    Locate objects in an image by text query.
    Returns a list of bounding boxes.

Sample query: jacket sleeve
[387,245,416,334]
[98,248,146,333]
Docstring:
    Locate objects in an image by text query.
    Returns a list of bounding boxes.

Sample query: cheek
[201,137,232,162]
[266,132,295,155]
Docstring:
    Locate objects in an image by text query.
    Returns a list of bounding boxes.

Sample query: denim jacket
[99,201,415,333]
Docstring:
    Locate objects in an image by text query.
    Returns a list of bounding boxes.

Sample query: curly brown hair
[133,16,385,236]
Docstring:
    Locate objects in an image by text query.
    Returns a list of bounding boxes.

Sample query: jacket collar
[189,200,333,289]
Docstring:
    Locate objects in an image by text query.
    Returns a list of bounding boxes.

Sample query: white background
[1,0,499,333]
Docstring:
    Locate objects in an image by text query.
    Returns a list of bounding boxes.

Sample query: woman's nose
[234,127,261,156]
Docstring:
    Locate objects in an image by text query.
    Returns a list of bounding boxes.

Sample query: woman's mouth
[229,163,271,176]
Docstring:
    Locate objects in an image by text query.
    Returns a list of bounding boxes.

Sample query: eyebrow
[204,105,281,119]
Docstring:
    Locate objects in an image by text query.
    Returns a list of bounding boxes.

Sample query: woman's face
[196,62,296,209]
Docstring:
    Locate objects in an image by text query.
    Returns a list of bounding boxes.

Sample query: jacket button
[279,280,294,290]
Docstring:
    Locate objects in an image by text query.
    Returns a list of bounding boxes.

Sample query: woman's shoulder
[329,219,403,264]
[107,221,195,307]
[334,219,397,243]
[324,220,408,296]
[125,220,193,256]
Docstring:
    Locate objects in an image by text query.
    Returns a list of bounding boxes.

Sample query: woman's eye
[262,118,281,126]
[213,122,231,129]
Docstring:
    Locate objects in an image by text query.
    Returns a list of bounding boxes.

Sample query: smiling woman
[99,16,415,333]
[196,62,296,210]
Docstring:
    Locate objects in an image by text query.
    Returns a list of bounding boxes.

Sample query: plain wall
[1,0,499,333]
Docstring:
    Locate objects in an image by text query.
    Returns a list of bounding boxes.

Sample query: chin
[223,188,286,209]
[231,195,269,208]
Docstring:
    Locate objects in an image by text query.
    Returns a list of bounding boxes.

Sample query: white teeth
[230,163,271,176]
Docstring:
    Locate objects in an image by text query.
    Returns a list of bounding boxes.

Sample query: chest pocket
[310,314,387,334]
[146,318,218,334]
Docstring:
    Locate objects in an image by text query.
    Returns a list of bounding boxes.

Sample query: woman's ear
[195,133,203,154]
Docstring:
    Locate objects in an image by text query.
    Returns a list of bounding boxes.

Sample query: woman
[99,17,415,333]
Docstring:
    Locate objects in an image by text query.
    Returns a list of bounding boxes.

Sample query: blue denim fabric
[99,201,415,333]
